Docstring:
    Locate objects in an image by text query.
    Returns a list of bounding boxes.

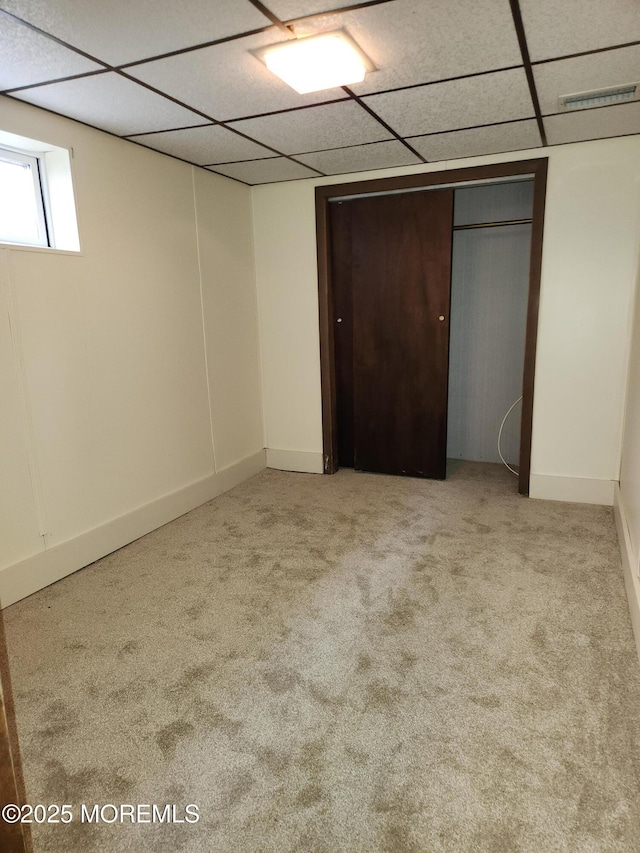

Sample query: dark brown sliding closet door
[331,189,454,479]
[330,199,356,468]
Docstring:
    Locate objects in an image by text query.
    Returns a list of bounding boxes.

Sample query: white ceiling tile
[408,120,542,162]
[363,69,534,137]
[520,0,640,62]
[0,0,270,66]
[267,1,358,18]
[544,102,640,145]
[131,124,276,165]
[0,11,101,90]
[12,73,208,135]
[127,29,349,122]
[296,140,421,174]
[292,0,523,94]
[208,157,319,184]
[229,100,391,153]
[534,46,640,116]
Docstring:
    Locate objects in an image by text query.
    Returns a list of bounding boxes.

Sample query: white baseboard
[266,448,324,474]
[0,449,266,609]
[614,483,640,665]
[529,473,614,506]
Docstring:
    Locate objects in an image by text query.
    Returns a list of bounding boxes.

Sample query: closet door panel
[347,189,454,478]
[330,201,356,468]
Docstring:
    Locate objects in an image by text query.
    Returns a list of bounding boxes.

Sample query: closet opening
[315,159,548,496]
[448,179,534,484]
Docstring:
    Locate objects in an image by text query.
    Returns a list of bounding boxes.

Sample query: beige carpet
[4,462,640,852]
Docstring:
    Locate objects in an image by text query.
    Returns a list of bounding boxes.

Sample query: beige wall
[194,168,263,471]
[620,251,640,565]
[617,242,640,660]
[0,97,264,605]
[252,135,640,501]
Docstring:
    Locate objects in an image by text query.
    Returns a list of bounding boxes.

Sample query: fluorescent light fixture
[558,83,638,112]
[258,30,375,94]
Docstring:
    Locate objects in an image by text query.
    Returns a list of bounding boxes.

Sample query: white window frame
[0,145,51,248]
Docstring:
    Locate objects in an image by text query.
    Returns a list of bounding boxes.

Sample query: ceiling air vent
[558,83,639,112]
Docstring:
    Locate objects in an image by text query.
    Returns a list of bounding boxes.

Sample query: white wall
[0,96,264,606]
[194,169,263,471]
[252,136,640,502]
[616,246,640,660]
[620,257,640,564]
[532,139,640,504]
[253,179,325,474]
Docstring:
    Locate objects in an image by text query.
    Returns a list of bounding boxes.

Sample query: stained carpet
[4,462,640,852]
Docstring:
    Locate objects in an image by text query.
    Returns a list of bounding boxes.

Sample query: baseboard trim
[529,473,614,505]
[614,483,640,665]
[0,449,266,609]
[266,448,324,474]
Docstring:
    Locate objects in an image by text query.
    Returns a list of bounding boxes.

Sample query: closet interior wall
[447,181,534,469]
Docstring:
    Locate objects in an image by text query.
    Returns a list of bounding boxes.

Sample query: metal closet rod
[453,217,533,231]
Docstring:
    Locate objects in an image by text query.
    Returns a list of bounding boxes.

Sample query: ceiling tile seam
[1,69,110,96]
[403,116,539,140]
[3,30,322,174]
[155,0,319,175]
[11,72,536,142]
[0,91,250,185]
[341,86,428,162]
[116,26,277,70]
[2,62,527,106]
[3,43,326,174]
[203,156,282,166]
[282,117,540,154]
[531,39,640,66]
[0,4,280,75]
[73,117,636,184]
[107,1,399,73]
[197,164,252,186]
[246,0,294,36]
[288,137,396,155]
[508,0,547,146]
[285,0,398,27]
[206,165,325,185]
[125,64,533,134]
[280,137,401,157]
[242,174,318,185]
[201,119,327,175]
[123,72,327,172]
[217,96,353,124]
[114,69,220,123]
[204,115,543,164]
[239,127,640,183]
[358,65,524,99]
[4,78,576,186]
[0,7,114,69]
[204,136,404,164]
[1,0,538,119]
[123,122,216,139]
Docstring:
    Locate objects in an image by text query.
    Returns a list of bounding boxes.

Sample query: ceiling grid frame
[1,0,639,183]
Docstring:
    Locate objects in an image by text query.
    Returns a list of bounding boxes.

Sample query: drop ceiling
[1,0,639,185]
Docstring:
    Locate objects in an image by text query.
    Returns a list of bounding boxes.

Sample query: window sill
[0,241,83,257]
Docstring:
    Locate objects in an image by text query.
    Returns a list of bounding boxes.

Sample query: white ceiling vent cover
[558,83,639,112]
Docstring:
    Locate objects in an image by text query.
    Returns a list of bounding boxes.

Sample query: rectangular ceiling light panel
[257,30,375,94]
[559,83,638,111]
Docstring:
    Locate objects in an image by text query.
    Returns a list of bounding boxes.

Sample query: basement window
[0,130,80,252]
[0,148,50,247]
